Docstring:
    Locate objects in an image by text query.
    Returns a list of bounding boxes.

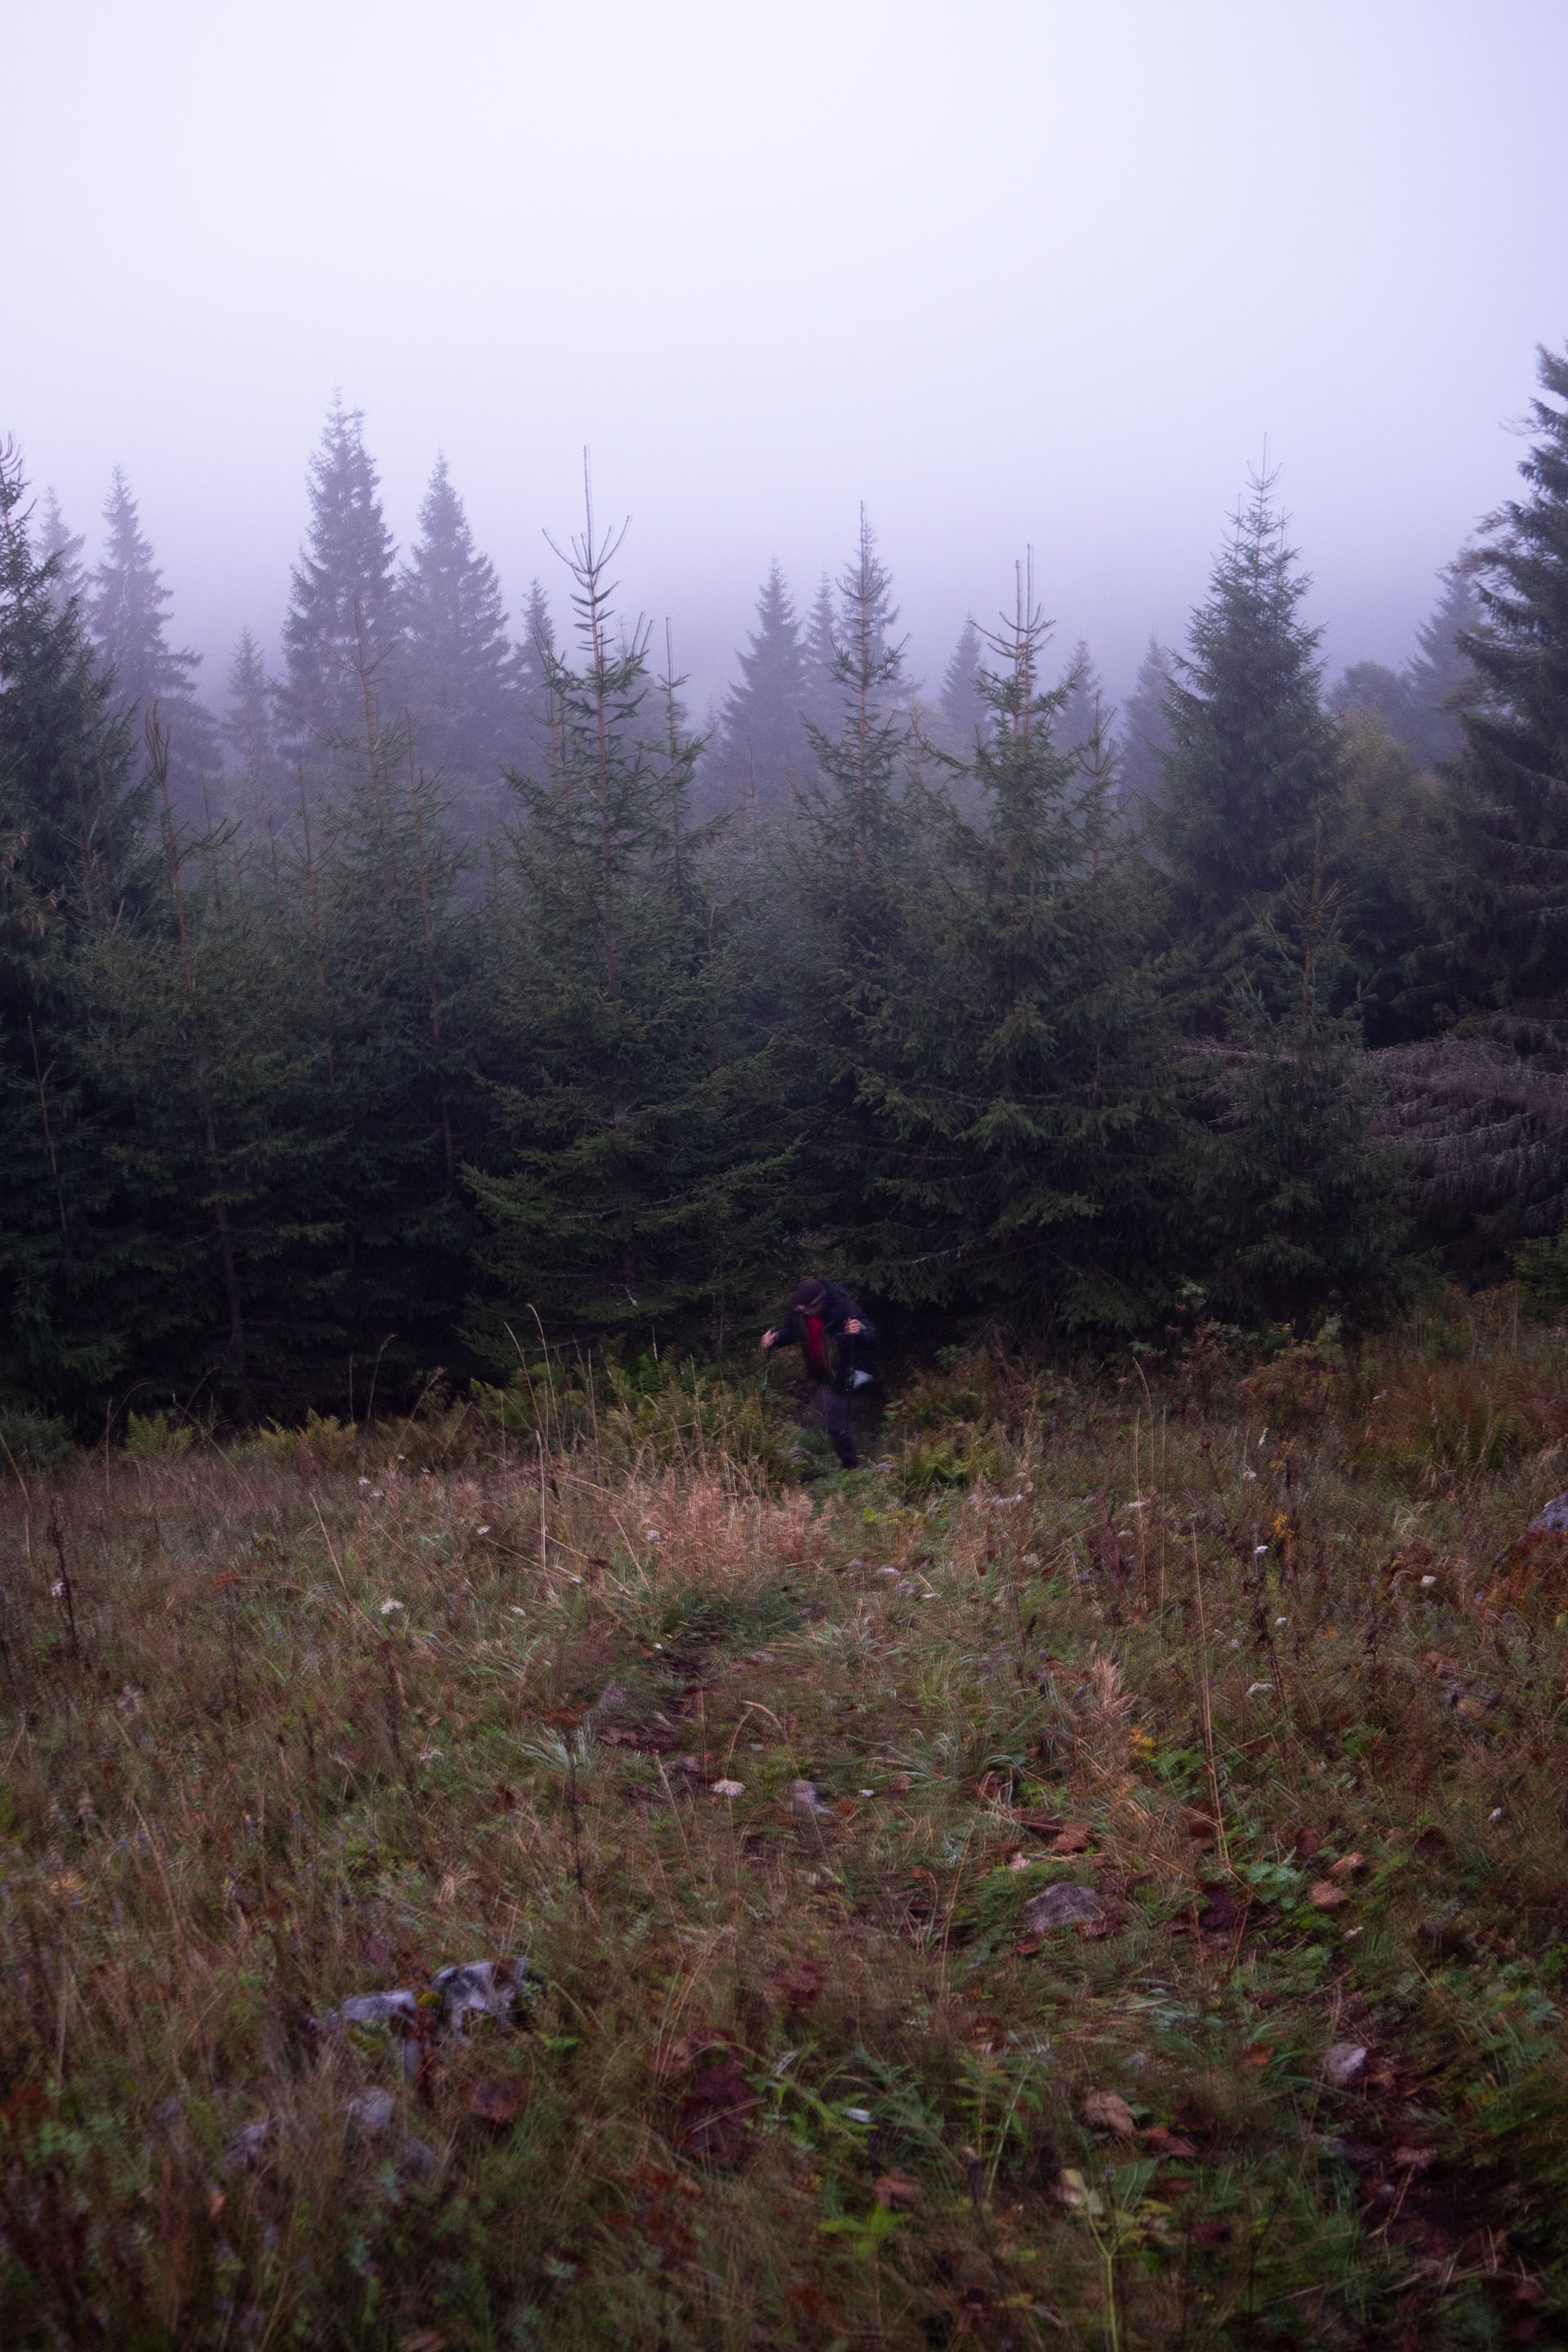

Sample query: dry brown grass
[2,1303,1568,2345]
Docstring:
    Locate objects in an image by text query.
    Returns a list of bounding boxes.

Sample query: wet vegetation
[4,1296,1568,2345]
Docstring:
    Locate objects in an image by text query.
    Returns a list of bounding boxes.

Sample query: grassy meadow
[3,1297,1568,2348]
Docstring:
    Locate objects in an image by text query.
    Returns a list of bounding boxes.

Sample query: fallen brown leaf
[873,2171,924,2209]
[774,1960,826,2011]
[678,2051,758,2166]
[1189,2216,1232,2249]
[1143,2125,1198,2157]
[1082,2089,1137,2137]
[1309,1882,1348,1909]
[465,2075,526,2125]
[1329,1851,1365,1878]
[1049,1822,1093,1855]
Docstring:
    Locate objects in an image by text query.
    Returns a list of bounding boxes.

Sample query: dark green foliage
[221,626,284,822]
[399,455,518,819]
[778,512,926,1270]
[304,711,482,1392]
[87,467,219,813]
[831,578,1185,1330]
[279,399,401,771]
[1118,632,1175,813]
[0,442,162,1407]
[470,501,784,1352]
[1198,872,1408,1326]
[1334,712,1448,1045]
[1151,474,1343,1023]
[1330,565,1481,772]
[17,342,1568,1414]
[710,558,808,820]
[32,488,86,617]
[1441,344,1568,1018]
[800,569,840,735]
[937,616,987,748]
[1047,637,1106,762]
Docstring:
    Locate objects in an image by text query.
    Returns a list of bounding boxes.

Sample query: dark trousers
[812,1383,858,1468]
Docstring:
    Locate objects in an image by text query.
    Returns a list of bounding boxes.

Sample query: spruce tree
[800,572,840,735]
[222,629,285,822]
[1120,635,1175,811]
[1049,639,1107,760]
[1328,659,1423,749]
[34,489,87,617]
[1437,344,1568,1018]
[844,573,1182,1330]
[1198,869,1406,1325]
[1151,474,1343,1023]
[775,513,927,1266]
[800,510,910,881]
[710,559,807,820]
[88,468,218,809]
[279,399,401,777]
[938,617,988,746]
[399,455,517,813]
[472,493,780,1346]
[1330,564,1481,773]
[1406,564,1482,766]
[302,701,479,1388]
[0,443,161,1407]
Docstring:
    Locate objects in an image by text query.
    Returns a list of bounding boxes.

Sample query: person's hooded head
[790,1278,830,1316]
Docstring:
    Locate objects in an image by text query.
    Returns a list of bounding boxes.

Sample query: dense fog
[8,2,1568,716]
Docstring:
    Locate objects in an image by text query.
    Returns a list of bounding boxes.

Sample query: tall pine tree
[843,572,1181,1330]
[472,488,781,1348]
[88,468,218,813]
[1049,639,1107,762]
[0,443,162,1408]
[938,617,988,747]
[34,489,87,618]
[222,629,285,822]
[1120,635,1175,812]
[278,399,401,782]
[710,559,807,820]
[800,572,840,736]
[399,455,518,819]
[1150,474,1342,1024]
[1440,342,1568,1018]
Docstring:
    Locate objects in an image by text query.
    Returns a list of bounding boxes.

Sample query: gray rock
[345,2087,396,2139]
[1323,2041,1368,2088]
[1531,1494,1568,1533]
[593,1681,629,1716]
[399,2135,439,2180]
[337,1991,418,2029]
[1021,1882,1104,1933]
[433,1959,521,2029]
[789,1778,831,1818]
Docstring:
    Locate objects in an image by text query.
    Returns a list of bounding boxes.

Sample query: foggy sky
[8,0,1568,714]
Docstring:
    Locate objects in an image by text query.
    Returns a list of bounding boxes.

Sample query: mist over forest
[5,330,1568,1432]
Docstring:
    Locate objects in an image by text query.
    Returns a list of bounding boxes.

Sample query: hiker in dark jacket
[761,1277,877,1470]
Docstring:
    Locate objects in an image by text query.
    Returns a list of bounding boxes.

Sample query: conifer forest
[6,346,1568,1443]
